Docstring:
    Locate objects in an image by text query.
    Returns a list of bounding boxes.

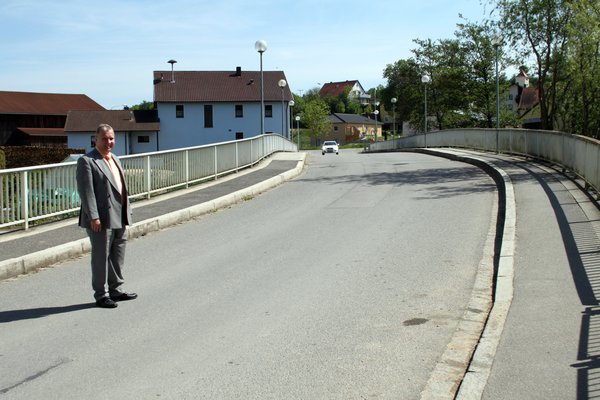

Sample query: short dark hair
[96,124,114,136]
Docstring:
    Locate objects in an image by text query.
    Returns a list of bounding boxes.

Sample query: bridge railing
[367,128,600,196]
[0,134,297,231]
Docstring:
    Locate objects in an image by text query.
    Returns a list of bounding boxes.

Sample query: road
[0,150,497,399]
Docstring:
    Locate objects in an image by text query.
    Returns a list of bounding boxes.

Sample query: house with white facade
[153,67,294,150]
[65,109,160,156]
[319,80,369,101]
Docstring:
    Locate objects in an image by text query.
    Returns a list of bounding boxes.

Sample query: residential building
[325,113,380,144]
[0,90,104,147]
[319,80,369,102]
[65,110,160,155]
[153,67,294,150]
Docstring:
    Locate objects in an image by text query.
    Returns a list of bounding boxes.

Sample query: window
[204,105,213,128]
[236,132,244,140]
[265,105,273,118]
[90,136,96,148]
[235,105,243,118]
[137,136,150,143]
[333,126,338,131]
[176,104,184,118]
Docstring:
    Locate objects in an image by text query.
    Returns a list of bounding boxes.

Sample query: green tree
[303,97,332,142]
[560,0,600,136]
[455,18,514,128]
[382,58,422,131]
[495,0,572,130]
[128,100,155,110]
[412,37,471,130]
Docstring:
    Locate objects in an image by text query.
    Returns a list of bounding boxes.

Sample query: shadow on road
[298,166,498,199]
[0,303,95,323]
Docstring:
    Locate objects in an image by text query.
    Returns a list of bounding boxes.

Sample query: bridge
[1,129,599,398]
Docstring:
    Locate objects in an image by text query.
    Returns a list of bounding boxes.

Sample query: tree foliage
[303,97,332,140]
[495,0,572,130]
[128,100,155,110]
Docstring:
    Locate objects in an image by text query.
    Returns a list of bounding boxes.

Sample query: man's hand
[90,219,101,233]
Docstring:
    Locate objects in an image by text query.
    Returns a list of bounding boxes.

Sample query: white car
[321,141,339,155]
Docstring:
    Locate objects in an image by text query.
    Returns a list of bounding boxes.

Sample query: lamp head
[255,40,267,53]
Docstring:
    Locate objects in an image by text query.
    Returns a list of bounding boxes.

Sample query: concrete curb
[0,153,306,281]
[414,149,516,400]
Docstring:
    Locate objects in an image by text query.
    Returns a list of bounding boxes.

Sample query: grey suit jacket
[76,148,133,229]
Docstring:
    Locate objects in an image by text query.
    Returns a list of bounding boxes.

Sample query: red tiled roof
[17,127,66,137]
[0,91,105,115]
[64,110,160,132]
[153,70,293,103]
[519,87,539,110]
[319,81,359,98]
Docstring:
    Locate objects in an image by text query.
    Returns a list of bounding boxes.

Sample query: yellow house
[324,113,381,144]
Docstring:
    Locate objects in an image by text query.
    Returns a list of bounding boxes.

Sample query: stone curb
[413,149,516,400]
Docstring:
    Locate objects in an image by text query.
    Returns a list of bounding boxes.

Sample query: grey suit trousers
[87,227,127,300]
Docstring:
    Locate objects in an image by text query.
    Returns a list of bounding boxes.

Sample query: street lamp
[391,97,397,138]
[278,79,287,137]
[492,35,502,154]
[288,100,295,140]
[373,88,379,142]
[255,40,267,135]
[374,107,379,142]
[295,115,301,149]
[421,74,431,147]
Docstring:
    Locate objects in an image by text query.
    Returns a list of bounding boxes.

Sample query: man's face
[95,129,115,156]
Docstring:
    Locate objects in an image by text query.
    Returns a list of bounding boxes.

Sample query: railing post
[214,145,218,180]
[185,150,190,189]
[21,171,29,230]
[145,156,151,199]
[235,142,239,172]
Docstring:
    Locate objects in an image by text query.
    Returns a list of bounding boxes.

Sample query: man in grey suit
[76,124,137,308]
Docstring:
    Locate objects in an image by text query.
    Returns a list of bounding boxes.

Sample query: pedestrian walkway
[425,148,600,399]
[0,152,306,280]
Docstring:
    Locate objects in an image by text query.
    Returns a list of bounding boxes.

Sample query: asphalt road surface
[0,150,496,399]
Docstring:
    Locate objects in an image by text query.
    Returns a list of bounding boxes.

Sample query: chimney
[168,59,177,83]
[235,66,242,76]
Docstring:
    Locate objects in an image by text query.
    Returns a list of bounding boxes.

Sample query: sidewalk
[0,152,306,281]
[425,148,598,399]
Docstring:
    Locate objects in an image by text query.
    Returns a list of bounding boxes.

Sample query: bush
[0,146,85,169]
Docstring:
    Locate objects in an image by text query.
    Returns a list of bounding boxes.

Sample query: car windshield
[324,141,336,146]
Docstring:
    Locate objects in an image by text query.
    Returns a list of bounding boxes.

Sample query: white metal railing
[1,134,297,231]
[368,128,600,194]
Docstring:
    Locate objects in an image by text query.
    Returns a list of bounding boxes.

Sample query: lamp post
[421,74,431,147]
[255,40,267,135]
[391,97,397,138]
[288,100,295,140]
[492,35,502,154]
[373,107,379,142]
[278,79,287,137]
[295,115,300,149]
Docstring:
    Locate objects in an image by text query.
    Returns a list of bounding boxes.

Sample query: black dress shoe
[96,297,118,308]
[110,292,138,302]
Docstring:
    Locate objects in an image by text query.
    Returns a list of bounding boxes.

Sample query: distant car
[322,141,339,155]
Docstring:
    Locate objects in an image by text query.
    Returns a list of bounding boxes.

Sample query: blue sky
[1,0,490,108]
